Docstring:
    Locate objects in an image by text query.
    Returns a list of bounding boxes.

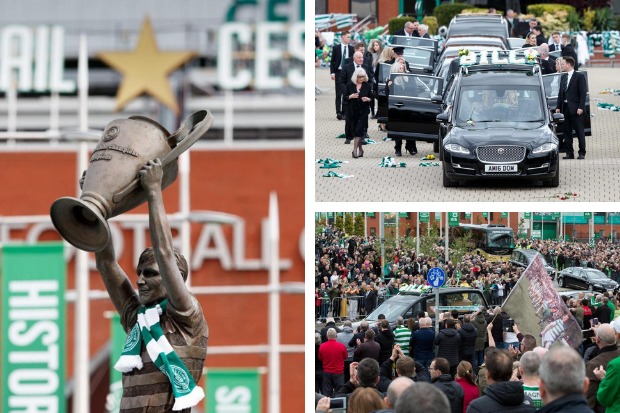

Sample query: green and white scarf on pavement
[114,299,204,411]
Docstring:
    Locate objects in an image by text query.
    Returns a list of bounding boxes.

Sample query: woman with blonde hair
[346,67,372,158]
[347,387,386,413]
[368,39,383,68]
[455,360,480,413]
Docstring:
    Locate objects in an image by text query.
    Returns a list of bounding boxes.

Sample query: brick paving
[314,67,620,202]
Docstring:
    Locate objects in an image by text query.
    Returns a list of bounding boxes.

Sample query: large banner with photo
[502,253,582,348]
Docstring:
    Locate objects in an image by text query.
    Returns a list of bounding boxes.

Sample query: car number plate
[485,164,518,173]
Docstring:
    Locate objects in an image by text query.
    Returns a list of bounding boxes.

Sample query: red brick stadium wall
[0,149,304,412]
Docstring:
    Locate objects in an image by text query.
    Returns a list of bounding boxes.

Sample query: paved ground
[315,67,620,202]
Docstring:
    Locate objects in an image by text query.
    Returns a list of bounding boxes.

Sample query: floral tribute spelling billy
[458,49,539,66]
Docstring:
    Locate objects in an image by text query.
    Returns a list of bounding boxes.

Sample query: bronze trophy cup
[50,110,213,252]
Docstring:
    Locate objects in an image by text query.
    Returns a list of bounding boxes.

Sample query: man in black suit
[523,17,538,38]
[555,56,587,159]
[538,44,555,74]
[533,26,546,46]
[340,51,374,143]
[418,24,431,39]
[330,31,355,120]
[550,31,563,53]
[561,33,578,71]
[394,21,419,37]
[505,9,518,37]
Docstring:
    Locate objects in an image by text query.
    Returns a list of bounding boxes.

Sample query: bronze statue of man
[95,158,208,412]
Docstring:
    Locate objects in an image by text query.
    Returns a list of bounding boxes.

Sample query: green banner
[2,243,66,413]
[419,212,430,223]
[464,213,471,219]
[524,212,531,219]
[584,212,592,218]
[366,212,375,217]
[206,369,261,413]
[448,212,460,226]
[501,212,508,218]
[327,212,334,218]
[482,212,489,218]
[435,213,441,222]
[398,212,408,218]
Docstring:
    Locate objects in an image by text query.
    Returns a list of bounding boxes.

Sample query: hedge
[433,3,475,28]
[388,16,416,35]
[527,3,575,17]
[422,16,439,35]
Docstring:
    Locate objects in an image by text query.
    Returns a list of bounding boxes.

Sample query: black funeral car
[557,267,619,292]
[437,62,562,187]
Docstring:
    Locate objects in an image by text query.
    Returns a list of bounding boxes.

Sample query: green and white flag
[115,300,204,411]
[2,243,66,413]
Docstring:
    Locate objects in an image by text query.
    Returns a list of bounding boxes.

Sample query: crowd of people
[315,225,620,411]
[315,226,620,323]
[315,10,588,159]
[316,317,620,412]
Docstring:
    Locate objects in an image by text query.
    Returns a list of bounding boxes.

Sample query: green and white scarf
[114,300,204,411]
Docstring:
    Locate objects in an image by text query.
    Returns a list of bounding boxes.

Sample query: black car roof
[392,286,483,300]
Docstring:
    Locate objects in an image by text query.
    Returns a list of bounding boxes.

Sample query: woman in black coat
[345,67,372,158]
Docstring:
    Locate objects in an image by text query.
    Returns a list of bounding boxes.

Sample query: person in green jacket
[594,319,620,412]
[594,356,620,412]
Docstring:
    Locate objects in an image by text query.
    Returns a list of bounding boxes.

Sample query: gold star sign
[97,17,196,114]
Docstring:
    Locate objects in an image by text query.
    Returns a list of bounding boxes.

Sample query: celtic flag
[115,300,204,410]
[502,254,582,349]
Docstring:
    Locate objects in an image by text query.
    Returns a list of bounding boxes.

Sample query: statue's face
[136,261,166,306]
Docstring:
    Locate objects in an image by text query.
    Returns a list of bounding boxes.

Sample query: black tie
[357,65,361,68]
[556,44,560,51]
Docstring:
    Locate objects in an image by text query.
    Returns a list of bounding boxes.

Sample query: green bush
[433,3,472,28]
[594,7,613,31]
[527,3,575,17]
[388,16,415,35]
[567,9,582,31]
[422,15,438,35]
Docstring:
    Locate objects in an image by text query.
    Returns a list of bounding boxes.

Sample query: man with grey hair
[585,323,620,412]
[418,24,430,39]
[395,382,450,413]
[318,328,348,397]
[338,320,356,382]
[410,317,435,369]
[337,320,356,359]
[538,44,555,74]
[374,376,414,412]
[394,21,418,37]
[519,351,543,408]
[538,347,594,413]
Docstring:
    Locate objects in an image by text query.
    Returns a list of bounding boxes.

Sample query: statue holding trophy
[51,111,212,412]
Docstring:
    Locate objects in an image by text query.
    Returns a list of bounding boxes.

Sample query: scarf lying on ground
[114,300,204,411]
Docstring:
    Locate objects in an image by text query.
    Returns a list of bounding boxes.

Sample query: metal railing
[316,294,390,322]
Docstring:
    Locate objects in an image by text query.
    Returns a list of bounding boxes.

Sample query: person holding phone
[585,324,620,412]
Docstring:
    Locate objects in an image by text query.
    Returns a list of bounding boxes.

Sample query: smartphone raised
[330,397,347,410]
